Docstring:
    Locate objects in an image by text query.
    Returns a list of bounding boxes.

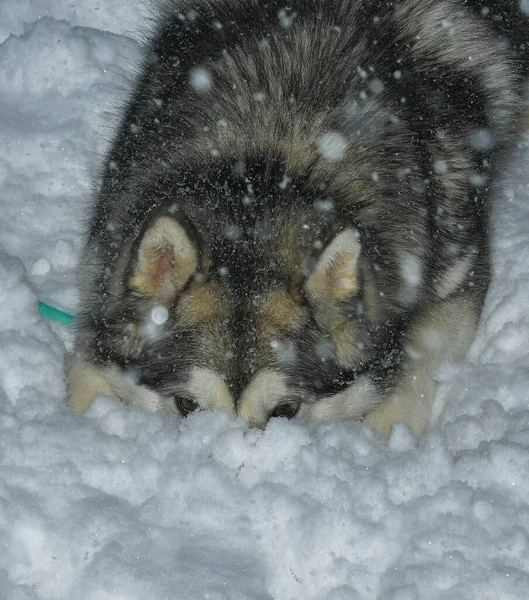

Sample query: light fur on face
[183,367,234,414]
[237,370,290,428]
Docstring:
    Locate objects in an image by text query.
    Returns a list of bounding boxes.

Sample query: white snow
[1,3,529,600]
[278,8,297,29]
[368,78,384,94]
[318,132,347,160]
[150,305,169,325]
[189,66,213,93]
[433,158,448,174]
[399,251,422,304]
[470,128,496,151]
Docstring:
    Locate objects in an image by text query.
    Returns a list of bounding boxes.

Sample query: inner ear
[129,216,198,301]
[305,228,361,304]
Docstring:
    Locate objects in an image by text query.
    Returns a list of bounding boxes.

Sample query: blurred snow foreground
[1,4,529,600]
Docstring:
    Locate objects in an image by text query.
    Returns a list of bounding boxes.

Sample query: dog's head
[80,157,409,425]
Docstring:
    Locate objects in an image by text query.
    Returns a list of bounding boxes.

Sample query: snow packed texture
[1,3,529,599]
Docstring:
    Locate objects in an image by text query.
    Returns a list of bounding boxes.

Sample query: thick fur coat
[68,0,529,435]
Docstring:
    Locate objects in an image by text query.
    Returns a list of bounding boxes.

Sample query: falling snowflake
[150,305,169,325]
[318,132,347,160]
[189,66,212,93]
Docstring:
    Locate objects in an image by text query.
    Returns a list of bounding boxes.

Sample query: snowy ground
[1,2,529,599]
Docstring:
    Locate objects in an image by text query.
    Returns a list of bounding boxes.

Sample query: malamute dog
[68,0,529,435]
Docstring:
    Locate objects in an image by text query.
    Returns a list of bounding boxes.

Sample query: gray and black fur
[68,0,529,435]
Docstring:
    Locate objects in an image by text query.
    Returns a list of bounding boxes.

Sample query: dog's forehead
[222,287,305,381]
[257,289,306,332]
[176,280,310,385]
[176,280,227,327]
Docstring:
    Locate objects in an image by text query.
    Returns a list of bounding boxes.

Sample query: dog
[68,0,529,435]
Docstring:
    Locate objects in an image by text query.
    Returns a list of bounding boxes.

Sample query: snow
[470,128,496,151]
[1,3,529,599]
[399,251,422,304]
[150,305,169,325]
[189,66,213,93]
[318,132,347,160]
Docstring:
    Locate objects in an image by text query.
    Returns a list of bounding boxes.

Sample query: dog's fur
[68,0,529,435]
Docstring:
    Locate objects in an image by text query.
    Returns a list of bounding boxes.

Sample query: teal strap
[38,301,75,324]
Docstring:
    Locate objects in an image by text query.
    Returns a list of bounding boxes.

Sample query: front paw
[66,355,114,413]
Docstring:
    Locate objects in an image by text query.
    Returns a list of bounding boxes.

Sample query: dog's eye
[175,396,199,416]
[270,401,299,419]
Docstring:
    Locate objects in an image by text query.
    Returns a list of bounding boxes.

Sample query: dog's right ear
[129,217,198,302]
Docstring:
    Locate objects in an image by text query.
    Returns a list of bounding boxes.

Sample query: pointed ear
[129,216,198,301]
[305,228,361,303]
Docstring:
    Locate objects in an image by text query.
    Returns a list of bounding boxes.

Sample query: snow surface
[1,3,529,599]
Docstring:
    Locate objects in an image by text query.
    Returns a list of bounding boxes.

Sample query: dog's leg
[364,295,479,436]
[67,354,114,413]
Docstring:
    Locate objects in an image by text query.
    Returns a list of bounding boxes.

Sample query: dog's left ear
[129,216,198,301]
[304,228,361,304]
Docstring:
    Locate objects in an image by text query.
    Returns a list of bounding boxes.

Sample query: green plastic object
[38,301,75,325]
